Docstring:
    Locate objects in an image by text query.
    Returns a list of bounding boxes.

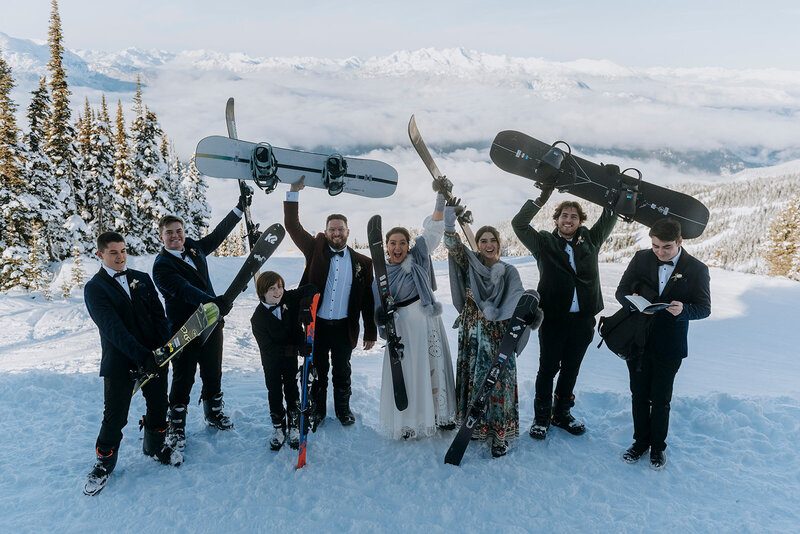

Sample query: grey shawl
[448,249,524,322]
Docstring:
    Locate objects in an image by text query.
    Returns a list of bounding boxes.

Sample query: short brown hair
[97,231,125,252]
[326,214,348,227]
[385,226,410,244]
[552,201,587,223]
[649,218,682,242]
[475,225,501,247]
[255,271,285,302]
[158,215,185,233]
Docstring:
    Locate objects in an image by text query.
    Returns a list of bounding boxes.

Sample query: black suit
[615,248,711,452]
[84,268,171,452]
[152,210,241,406]
[251,284,317,425]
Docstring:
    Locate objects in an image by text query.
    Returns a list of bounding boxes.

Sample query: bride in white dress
[374,189,457,439]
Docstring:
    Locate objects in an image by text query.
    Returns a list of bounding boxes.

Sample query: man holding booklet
[615,218,711,470]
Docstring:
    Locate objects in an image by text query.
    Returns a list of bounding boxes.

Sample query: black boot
[167,404,187,451]
[203,392,234,430]
[529,396,552,440]
[491,436,508,458]
[310,388,327,430]
[83,446,118,496]
[622,442,649,464]
[287,409,301,450]
[334,388,355,426]
[141,420,183,466]
[551,394,586,436]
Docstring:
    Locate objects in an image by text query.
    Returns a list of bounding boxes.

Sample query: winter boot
[83,446,118,496]
[529,396,552,440]
[334,388,355,426]
[203,392,234,430]
[490,436,509,458]
[622,442,649,464]
[141,420,183,466]
[551,394,586,436]
[650,449,667,471]
[269,424,286,451]
[287,410,301,450]
[310,387,327,430]
[167,404,187,451]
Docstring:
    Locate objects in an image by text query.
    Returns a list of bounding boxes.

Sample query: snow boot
[310,389,326,430]
[334,388,355,426]
[551,394,586,436]
[268,424,286,451]
[167,404,187,451]
[141,420,182,466]
[83,446,117,496]
[490,436,508,458]
[529,396,552,440]
[287,410,301,450]
[622,443,649,464]
[203,392,234,430]
[650,449,667,471]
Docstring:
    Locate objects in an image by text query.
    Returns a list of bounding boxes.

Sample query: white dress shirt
[563,237,580,313]
[658,247,682,296]
[103,264,131,298]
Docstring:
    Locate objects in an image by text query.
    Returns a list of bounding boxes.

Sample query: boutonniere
[354,262,362,278]
[575,235,584,245]
[281,304,288,313]
[129,278,140,290]
[670,273,683,282]
[189,248,199,257]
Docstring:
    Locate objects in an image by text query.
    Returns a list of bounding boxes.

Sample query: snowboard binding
[535,140,570,188]
[322,154,348,196]
[251,143,280,193]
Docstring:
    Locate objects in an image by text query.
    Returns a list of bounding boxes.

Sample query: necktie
[113,270,128,278]
[657,259,674,267]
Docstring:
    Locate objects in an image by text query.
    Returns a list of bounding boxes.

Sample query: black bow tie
[657,259,674,267]
[181,250,189,260]
[331,249,344,257]
[268,304,281,312]
[113,270,128,278]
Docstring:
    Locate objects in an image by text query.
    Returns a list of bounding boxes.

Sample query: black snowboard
[367,215,409,412]
[444,289,540,466]
[490,130,709,239]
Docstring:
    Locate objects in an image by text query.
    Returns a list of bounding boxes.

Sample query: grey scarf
[449,250,524,322]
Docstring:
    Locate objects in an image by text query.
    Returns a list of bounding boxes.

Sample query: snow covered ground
[1,255,799,532]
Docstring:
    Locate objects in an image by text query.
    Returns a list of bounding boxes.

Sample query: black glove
[432,176,453,194]
[298,297,315,325]
[534,185,554,208]
[138,352,160,377]
[376,306,393,327]
[211,295,233,317]
[236,188,253,212]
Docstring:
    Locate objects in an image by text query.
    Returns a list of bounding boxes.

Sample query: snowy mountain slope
[0,256,798,532]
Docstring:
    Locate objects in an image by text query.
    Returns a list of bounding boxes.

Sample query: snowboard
[367,215,409,412]
[131,302,220,394]
[408,115,477,250]
[297,293,320,469]
[490,130,710,239]
[225,98,261,248]
[444,289,541,466]
[195,135,398,198]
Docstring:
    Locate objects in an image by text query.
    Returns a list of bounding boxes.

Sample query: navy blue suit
[84,268,171,452]
[615,248,711,452]
[152,210,241,406]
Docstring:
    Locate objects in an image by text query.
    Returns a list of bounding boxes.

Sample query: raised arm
[588,207,617,247]
[283,179,316,256]
[511,199,547,257]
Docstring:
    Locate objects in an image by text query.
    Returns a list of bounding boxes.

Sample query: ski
[367,215,409,411]
[297,293,320,469]
[408,115,477,250]
[131,302,219,395]
[226,97,261,249]
[197,222,286,345]
[444,289,541,466]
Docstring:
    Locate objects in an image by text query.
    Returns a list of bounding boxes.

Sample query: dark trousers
[260,347,300,426]
[169,325,223,407]
[311,319,353,408]
[534,313,595,413]
[96,371,168,452]
[627,354,682,452]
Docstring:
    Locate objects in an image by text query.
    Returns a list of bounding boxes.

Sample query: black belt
[318,318,347,325]
[396,295,420,308]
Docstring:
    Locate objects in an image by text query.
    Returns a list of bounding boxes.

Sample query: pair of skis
[131,224,286,395]
[297,293,320,469]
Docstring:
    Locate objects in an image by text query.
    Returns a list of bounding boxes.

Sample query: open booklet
[625,295,671,313]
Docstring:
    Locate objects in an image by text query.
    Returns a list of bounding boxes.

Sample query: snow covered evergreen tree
[84,95,117,236]
[764,196,800,280]
[112,100,146,254]
[26,222,53,297]
[0,48,33,290]
[129,79,172,252]
[182,155,210,237]
[45,0,89,258]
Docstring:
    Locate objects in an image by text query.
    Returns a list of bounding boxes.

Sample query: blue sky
[7,0,800,69]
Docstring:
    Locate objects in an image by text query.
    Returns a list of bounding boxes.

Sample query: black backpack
[597,307,653,361]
